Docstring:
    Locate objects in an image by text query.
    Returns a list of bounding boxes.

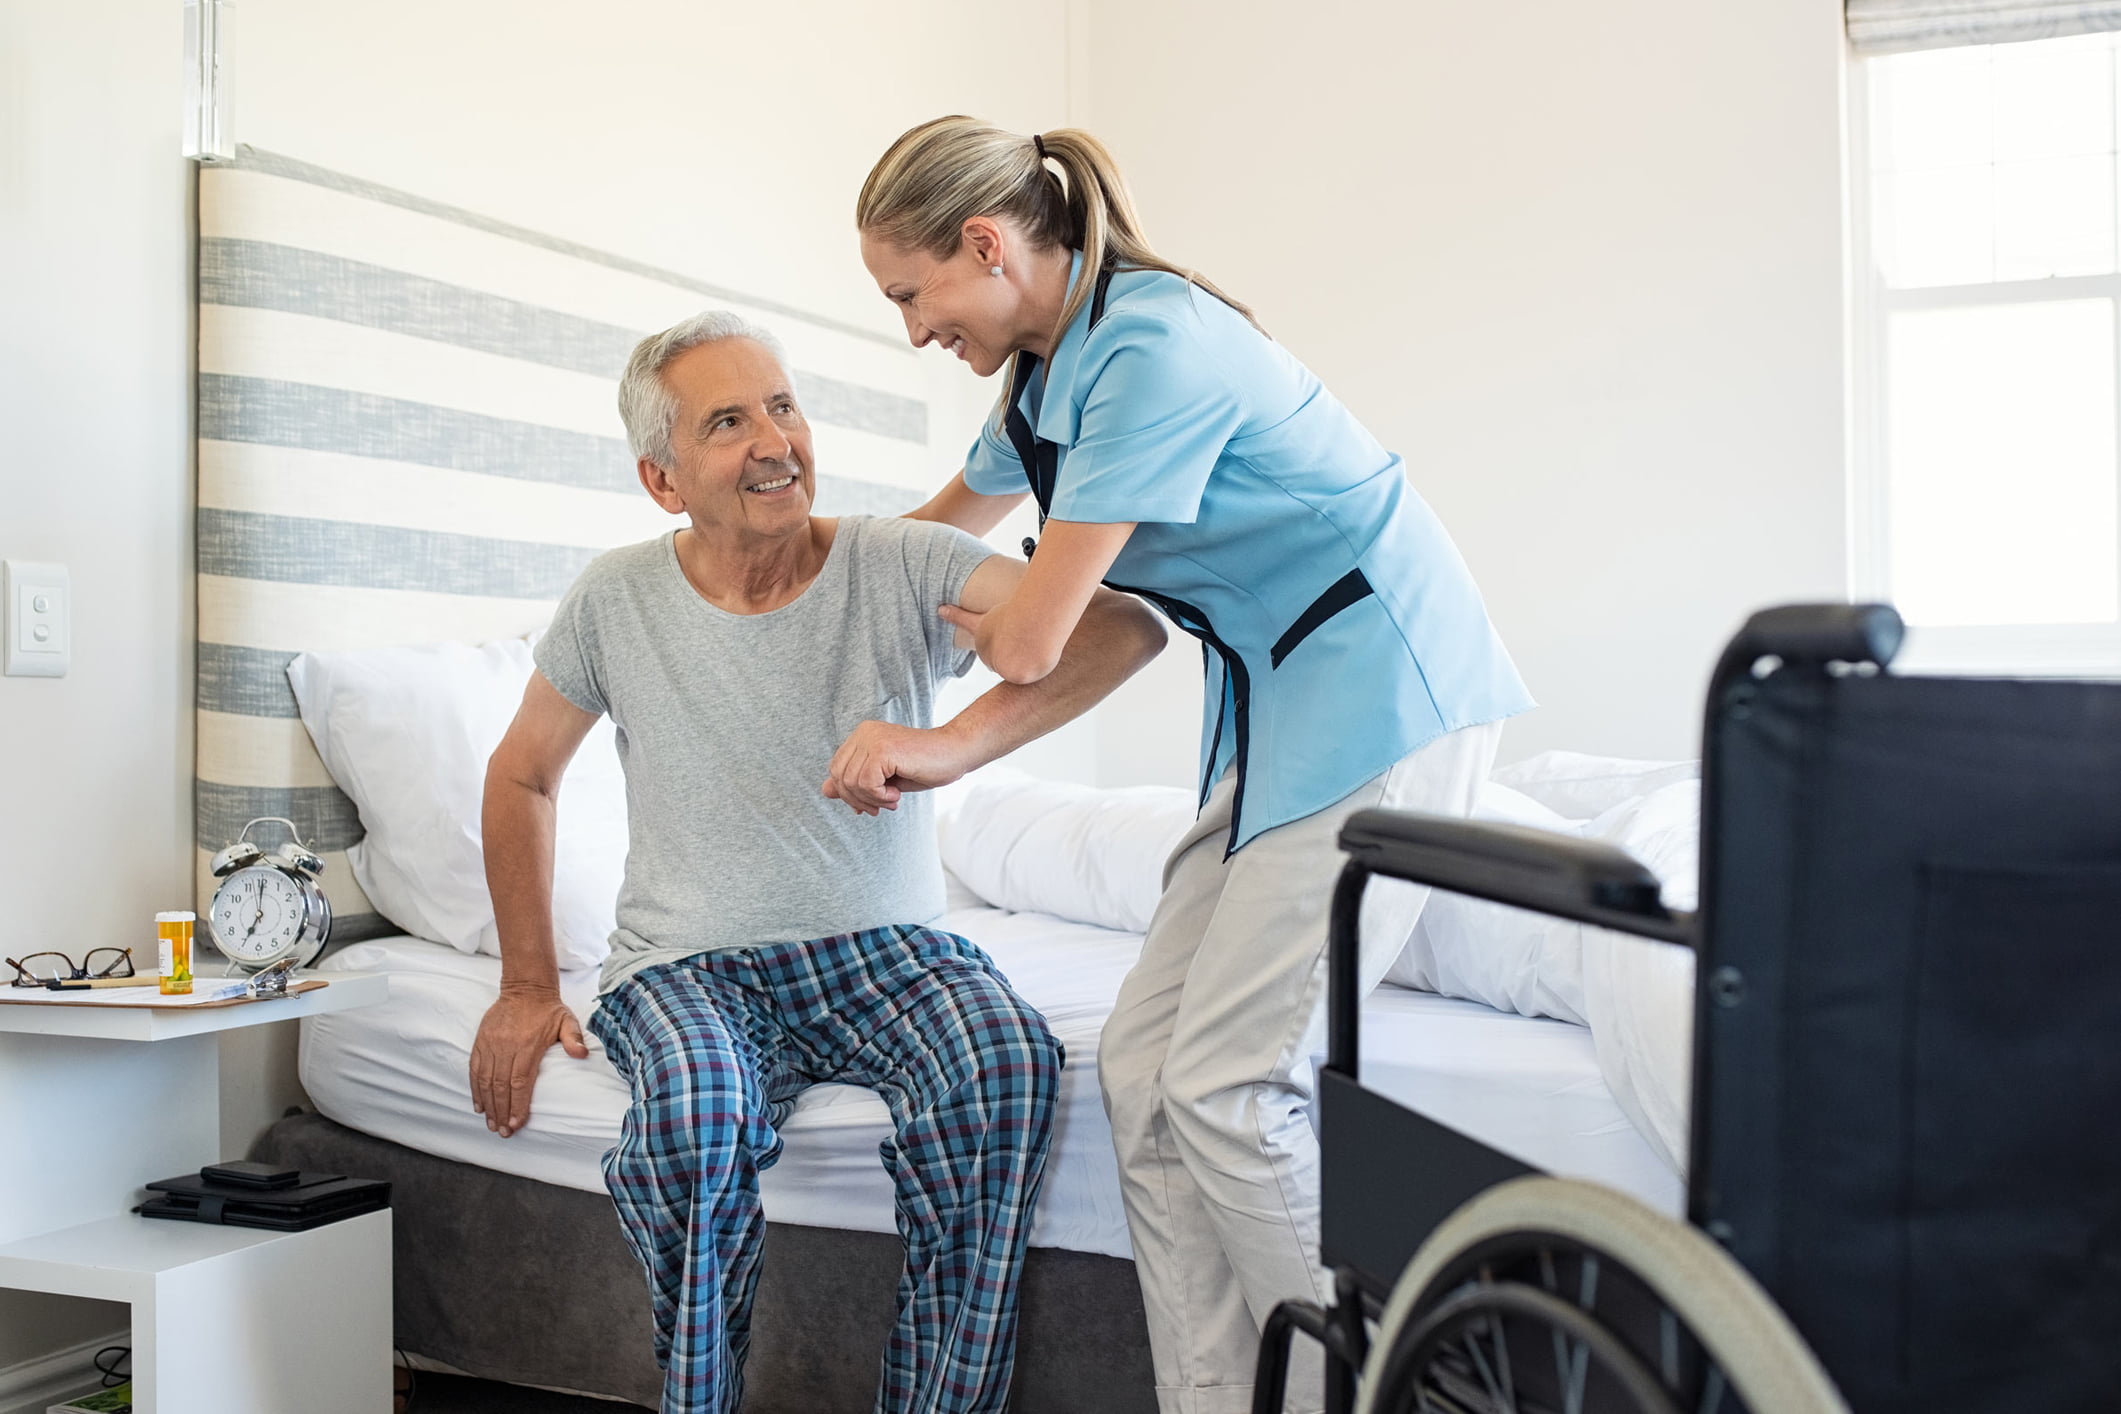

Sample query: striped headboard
[196,147,932,943]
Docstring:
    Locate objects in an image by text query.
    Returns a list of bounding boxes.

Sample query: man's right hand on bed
[470,986,589,1139]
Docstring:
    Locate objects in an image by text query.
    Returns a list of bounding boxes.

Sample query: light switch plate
[4,560,70,677]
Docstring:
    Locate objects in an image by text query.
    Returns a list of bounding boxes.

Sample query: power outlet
[4,560,70,678]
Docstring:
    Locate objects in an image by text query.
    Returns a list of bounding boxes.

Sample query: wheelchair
[1257,604,2121,1414]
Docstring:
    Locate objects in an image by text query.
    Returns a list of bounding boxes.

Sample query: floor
[401,1370,653,1413]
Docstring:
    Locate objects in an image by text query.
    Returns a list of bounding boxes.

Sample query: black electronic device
[135,1167,388,1231]
[198,1160,301,1190]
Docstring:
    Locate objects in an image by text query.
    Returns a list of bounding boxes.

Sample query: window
[1852,31,2121,674]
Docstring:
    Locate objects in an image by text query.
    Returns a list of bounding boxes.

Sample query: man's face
[646,337,816,534]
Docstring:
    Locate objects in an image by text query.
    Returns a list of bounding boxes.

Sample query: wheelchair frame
[1259,602,2121,1413]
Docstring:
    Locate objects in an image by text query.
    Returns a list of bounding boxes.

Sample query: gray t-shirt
[533,515,994,993]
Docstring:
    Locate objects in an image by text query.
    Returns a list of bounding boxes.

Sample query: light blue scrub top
[964,255,1532,854]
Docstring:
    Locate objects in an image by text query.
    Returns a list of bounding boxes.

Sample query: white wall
[0,0,196,1378]
[1081,0,1853,767]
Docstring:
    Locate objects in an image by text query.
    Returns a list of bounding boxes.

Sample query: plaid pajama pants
[588,925,1064,1414]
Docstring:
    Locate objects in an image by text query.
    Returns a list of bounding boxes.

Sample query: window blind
[1848,0,2121,55]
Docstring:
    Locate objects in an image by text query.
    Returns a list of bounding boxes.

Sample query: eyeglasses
[6,948,136,987]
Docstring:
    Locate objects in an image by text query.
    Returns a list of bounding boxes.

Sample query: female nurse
[857,117,1532,1414]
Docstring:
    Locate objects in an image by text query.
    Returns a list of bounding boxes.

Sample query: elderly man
[468,310,1164,1414]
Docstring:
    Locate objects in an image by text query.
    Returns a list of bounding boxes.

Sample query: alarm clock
[207,817,332,972]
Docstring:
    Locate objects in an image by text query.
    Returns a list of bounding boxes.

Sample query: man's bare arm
[824,556,1165,813]
[470,672,600,1137]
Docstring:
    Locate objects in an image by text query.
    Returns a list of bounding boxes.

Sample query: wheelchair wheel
[1355,1177,1846,1414]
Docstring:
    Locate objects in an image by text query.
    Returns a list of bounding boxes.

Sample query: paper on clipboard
[0,979,329,1008]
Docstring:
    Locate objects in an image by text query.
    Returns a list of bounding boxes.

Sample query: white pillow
[1382,765,1702,1026]
[1383,782,1592,1021]
[286,637,625,971]
[938,773,1196,933]
[1578,777,1702,1172]
[1491,750,1698,822]
[1584,778,1701,912]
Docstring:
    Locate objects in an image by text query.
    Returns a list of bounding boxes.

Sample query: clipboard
[0,978,330,1009]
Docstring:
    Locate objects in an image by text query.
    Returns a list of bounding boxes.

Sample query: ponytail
[1031,127,1261,338]
[857,116,1264,371]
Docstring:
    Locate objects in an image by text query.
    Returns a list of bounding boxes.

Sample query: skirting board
[0,1329,127,1414]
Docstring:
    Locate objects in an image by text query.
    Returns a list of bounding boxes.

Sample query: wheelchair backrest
[1693,613,2121,1413]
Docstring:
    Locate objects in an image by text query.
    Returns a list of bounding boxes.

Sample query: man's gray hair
[617,310,792,471]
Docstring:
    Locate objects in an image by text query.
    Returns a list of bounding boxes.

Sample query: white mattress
[1358,987,1682,1217]
[305,908,1679,1261]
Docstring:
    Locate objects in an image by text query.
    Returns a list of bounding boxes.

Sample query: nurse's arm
[936,557,1165,754]
[949,518,1137,684]
[903,468,1028,537]
[822,554,1165,814]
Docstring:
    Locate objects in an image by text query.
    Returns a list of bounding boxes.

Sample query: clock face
[210,866,311,964]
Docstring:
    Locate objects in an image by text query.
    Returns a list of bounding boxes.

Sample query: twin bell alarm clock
[207,816,332,972]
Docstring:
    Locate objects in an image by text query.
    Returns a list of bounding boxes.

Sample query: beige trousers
[1098,723,1502,1414]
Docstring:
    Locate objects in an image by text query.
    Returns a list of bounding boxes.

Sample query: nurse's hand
[823,720,971,815]
[938,602,984,651]
[941,599,1017,675]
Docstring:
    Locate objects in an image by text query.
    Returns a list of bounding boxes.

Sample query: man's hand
[469,986,589,1138]
[823,720,974,816]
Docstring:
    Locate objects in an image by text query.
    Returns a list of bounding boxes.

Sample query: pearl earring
[990,265,1004,277]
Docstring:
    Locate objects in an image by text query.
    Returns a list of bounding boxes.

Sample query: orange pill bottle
[157,910,195,995]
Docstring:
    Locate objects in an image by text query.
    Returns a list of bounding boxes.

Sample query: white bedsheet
[1388,754,1703,1175]
[1360,988,1682,1215]
[304,906,1679,1261]
[937,755,1705,1176]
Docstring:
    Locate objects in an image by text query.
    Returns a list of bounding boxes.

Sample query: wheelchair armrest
[1337,809,1695,946]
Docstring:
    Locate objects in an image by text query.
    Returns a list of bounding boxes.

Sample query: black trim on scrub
[1270,568,1375,669]
[1088,266,1115,327]
[1007,263,1119,538]
[1005,263,1263,856]
[1004,352,1059,527]
[1103,577,1250,847]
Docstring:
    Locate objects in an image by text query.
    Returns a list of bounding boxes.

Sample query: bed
[295,915,1683,1254]
[253,758,1694,1411]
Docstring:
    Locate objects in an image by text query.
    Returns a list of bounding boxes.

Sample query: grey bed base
[254,1113,1155,1412]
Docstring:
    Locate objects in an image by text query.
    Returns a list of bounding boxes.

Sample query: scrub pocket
[1268,590,1413,781]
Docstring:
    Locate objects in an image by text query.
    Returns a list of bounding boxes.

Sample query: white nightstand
[0,972,393,1414]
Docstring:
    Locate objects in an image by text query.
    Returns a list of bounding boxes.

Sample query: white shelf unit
[0,972,394,1414]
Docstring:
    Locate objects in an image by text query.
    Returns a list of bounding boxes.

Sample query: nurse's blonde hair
[856,116,1262,366]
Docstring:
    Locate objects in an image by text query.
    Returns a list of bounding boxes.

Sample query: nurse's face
[862,223,1026,378]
